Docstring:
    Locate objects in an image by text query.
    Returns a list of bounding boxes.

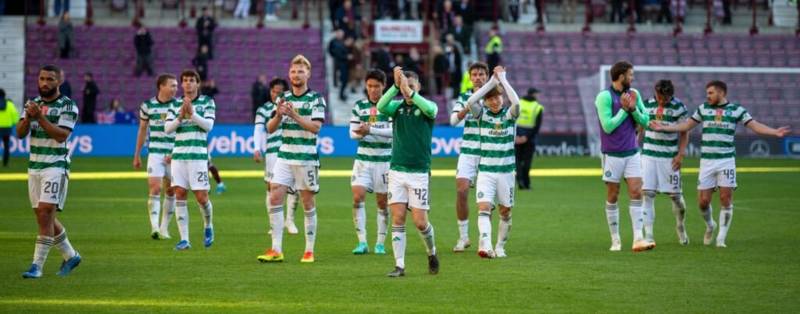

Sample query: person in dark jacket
[82,72,99,123]
[514,88,544,190]
[195,7,217,59]
[251,75,268,118]
[134,26,154,77]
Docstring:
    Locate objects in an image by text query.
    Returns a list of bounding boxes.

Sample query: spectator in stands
[445,35,463,99]
[508,0,520,23]
[334,0,360,32]
[671,0,686,22]
[265,0,280,21]
[134,26,155,77]
[58,12,73,59]
[234,0,251,19]
[329,0,342,25]
[455,0,474,26]
[202,79,219,99]
[435,0,457,30]
[515,87,544,190]
[329,29,350,101]
[445,15,471,54]
[610,0,625,23]
[196,7,217,59]
[109,98,136,124]
[656,0,672,23]
[721,0,732,25]
[432,44,449,95]
[251,75,268,118]
[82,72,99,124]
[54,0,69,16]
[0,88,19,167]
[484,28,503,72]
[347,38,366,95]
[193,45,210,81]
[376,0,397,19]
[400,0,422,20]
[372,44,394,87]
[60,69,72,98]
[562,0,577,23]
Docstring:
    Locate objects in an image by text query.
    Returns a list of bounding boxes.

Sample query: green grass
[0,156,798,313]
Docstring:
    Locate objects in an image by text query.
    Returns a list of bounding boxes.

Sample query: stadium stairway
[0,17,26,108]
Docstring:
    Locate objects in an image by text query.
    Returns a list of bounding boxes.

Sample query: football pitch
[0,156,798,313]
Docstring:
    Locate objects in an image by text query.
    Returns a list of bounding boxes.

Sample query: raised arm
[465,76,499,117]
[628,89,650,127]
[410,92,438,119]
[164,108,180,134]
[595,91,630,134]
[496,69,520,118]
[377,85,401,116]
[16,101,33,138]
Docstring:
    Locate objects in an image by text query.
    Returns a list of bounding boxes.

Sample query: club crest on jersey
[196,106,205,115]
[160,113,167,120]
[303,102,311,110]
[413,109,420,116]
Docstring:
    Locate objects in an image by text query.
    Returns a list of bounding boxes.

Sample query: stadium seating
[479,31,800,135]
[25,26,325,123]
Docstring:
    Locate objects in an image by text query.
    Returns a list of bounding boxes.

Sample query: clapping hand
[355,122,370,136]
[25,101,41,119]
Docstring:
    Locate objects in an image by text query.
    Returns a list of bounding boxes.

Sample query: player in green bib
[17,64,82,278]
[134,74,180,240]
[651,80,790,247]
[349,69,393,255]
[378,67,439,277]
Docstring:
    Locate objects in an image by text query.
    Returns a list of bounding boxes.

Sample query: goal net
[578,65,800,158]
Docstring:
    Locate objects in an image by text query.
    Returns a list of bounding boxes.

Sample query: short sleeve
[166,107,177,121]
[350,105,360,124]
[739,107,753,124]
[204,99,216,120]
[139,102,149,120]
[58,101,79,130]
[690,106,702,123]
[312,96,326,121]
[254,106,267,125]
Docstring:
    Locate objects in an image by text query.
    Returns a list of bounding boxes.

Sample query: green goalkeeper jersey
[377,85,437,173]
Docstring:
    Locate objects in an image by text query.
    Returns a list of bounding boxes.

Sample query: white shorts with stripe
[28,168,69,211]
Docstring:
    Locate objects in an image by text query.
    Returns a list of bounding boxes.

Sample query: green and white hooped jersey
[453,91,480,156]
[642,98,688,159]
[690,102,753,160]
[166,95,215,161]
[26,95,79,172]
[139,97,178,155]
[255,101,282,154]
[276,90,326,166]
[350,99,392,163]
[476,107,517,173]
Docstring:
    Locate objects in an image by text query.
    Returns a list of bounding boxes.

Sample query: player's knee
[607,194,619,204]
[195,193,209,205]
[301,197,315,210]
[644,190,657,199]
[165,186,175,197]
[628,189,643,200]
[377,198,388,210]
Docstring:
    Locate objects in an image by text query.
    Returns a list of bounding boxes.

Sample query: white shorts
[271,159,320,193]
[601,152,642,183]
[388,170,430,210]
[146,153,172,179]
[264,153,278,183]
[698,158,737,190]
[476,172,515,207]
[171,160,211,191]
[642,156,682,194]
[351,160,390,194]
[456,154,480,183]
[28,168,69,211]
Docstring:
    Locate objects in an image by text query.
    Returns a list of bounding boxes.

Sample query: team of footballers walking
[17,58,789,278]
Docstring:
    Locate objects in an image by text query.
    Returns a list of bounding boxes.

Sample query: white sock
[670,194,686,227]
[478,211,492,251]
[160,195,176,234]
[53,230,76,260]
[176,200,189,242]
[717,205,733,242]
[353,202,366,243]
[376,208,389,245]
[457,219,469,241]
[33,235,54,268]
[286,193,298,225]
[268,205,284,252]
[199,200,213,229]
[148,195,161,231]
[629,199,644,241]
[418,223,436,256]
[643,192,656,240]
[701,205,715,229]
[304,208,317,253]
[391,224,406,268]
[496,214,512,250]
[605,202,620,242]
